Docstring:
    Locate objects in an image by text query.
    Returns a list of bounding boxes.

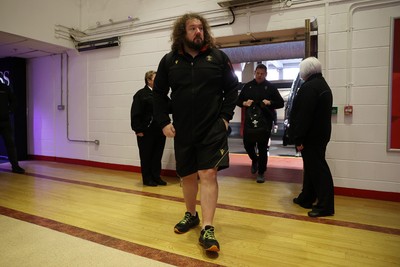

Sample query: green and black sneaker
[174,212,200,234]
[199,225,220,252]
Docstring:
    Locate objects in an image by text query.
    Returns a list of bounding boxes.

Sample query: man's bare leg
[181,173,199,215]
[174,173,201,234]
[198,168,218,227]
[197,167,220,252]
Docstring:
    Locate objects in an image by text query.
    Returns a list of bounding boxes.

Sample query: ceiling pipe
[58,0,317,43]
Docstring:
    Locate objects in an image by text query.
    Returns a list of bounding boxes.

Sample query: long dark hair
[170,13,215,52]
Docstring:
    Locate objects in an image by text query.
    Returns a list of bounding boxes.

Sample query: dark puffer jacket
[153,47,239,144]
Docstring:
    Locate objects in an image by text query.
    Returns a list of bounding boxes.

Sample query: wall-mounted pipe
[324,1,329,81]
[59,54,64,109]
[65,53,100,145]
[57,0,311,43]
[211,8,235,28]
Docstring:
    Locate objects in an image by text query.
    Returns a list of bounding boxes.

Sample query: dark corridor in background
[0,58,27,162]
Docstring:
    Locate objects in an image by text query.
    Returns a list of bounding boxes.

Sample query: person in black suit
[130,71,166,186]
[290,57,334,217]
[236,64,284,183]
[0,82,25,174]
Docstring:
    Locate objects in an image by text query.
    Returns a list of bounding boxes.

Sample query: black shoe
[199,225,220,252]
[143,180,157,187]
[293,198,313,209]
[12,166,25,174]
[251,160,258,174]
[308,209,334,217]
[256,173,265,183]
[154,177,167,186]
[174,212,200,234]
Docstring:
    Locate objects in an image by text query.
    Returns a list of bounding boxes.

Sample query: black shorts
[174,118,229,177]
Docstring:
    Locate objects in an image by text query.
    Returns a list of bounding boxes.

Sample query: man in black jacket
[290,57,334,217]
[131,71,166,186]
[237,64,284,183]
[0,83,25,174]
[153,13,238,252]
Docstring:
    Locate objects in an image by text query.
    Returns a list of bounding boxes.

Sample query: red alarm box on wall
[344,105,353,115]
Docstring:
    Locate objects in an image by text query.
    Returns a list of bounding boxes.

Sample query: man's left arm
[265,84,284,109]
[220,53,239,123]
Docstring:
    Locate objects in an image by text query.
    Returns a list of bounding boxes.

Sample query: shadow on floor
[228,136,299,157]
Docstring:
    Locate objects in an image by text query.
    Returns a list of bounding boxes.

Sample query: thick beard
[184,37,204,51]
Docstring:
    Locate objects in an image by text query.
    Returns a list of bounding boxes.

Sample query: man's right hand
[243,100,254,107]
[162,123,176,137]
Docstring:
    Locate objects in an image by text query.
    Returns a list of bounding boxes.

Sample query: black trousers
[137,130,166,183]
[298,144,335,213]
[0,120,19,167]
[243,132,271,174]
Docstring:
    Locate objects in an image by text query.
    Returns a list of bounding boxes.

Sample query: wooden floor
[1,158,400,267]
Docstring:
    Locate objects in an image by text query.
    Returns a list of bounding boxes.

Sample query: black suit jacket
[290,73,333,147]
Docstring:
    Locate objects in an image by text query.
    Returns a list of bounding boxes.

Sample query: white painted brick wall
[19,0,400,192]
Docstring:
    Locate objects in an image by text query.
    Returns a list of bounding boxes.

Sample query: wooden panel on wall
[389,17,400,151]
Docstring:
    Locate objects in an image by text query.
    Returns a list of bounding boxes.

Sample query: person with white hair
[290,57,335,217]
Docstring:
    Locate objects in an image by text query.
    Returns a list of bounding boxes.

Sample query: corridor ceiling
[0,31,66,59]
[0,26,306,63]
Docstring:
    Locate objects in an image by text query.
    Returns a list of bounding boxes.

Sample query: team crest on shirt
[206,55,213,62]
[220,149,225,155]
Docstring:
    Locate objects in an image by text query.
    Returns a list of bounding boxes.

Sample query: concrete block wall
[4,0,399,193]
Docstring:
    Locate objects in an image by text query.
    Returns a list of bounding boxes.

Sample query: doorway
[215,25,316,164]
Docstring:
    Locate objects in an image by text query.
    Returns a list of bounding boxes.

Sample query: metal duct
[76,36,120,52]
[217,0,273,8]
[221,41,304,63]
